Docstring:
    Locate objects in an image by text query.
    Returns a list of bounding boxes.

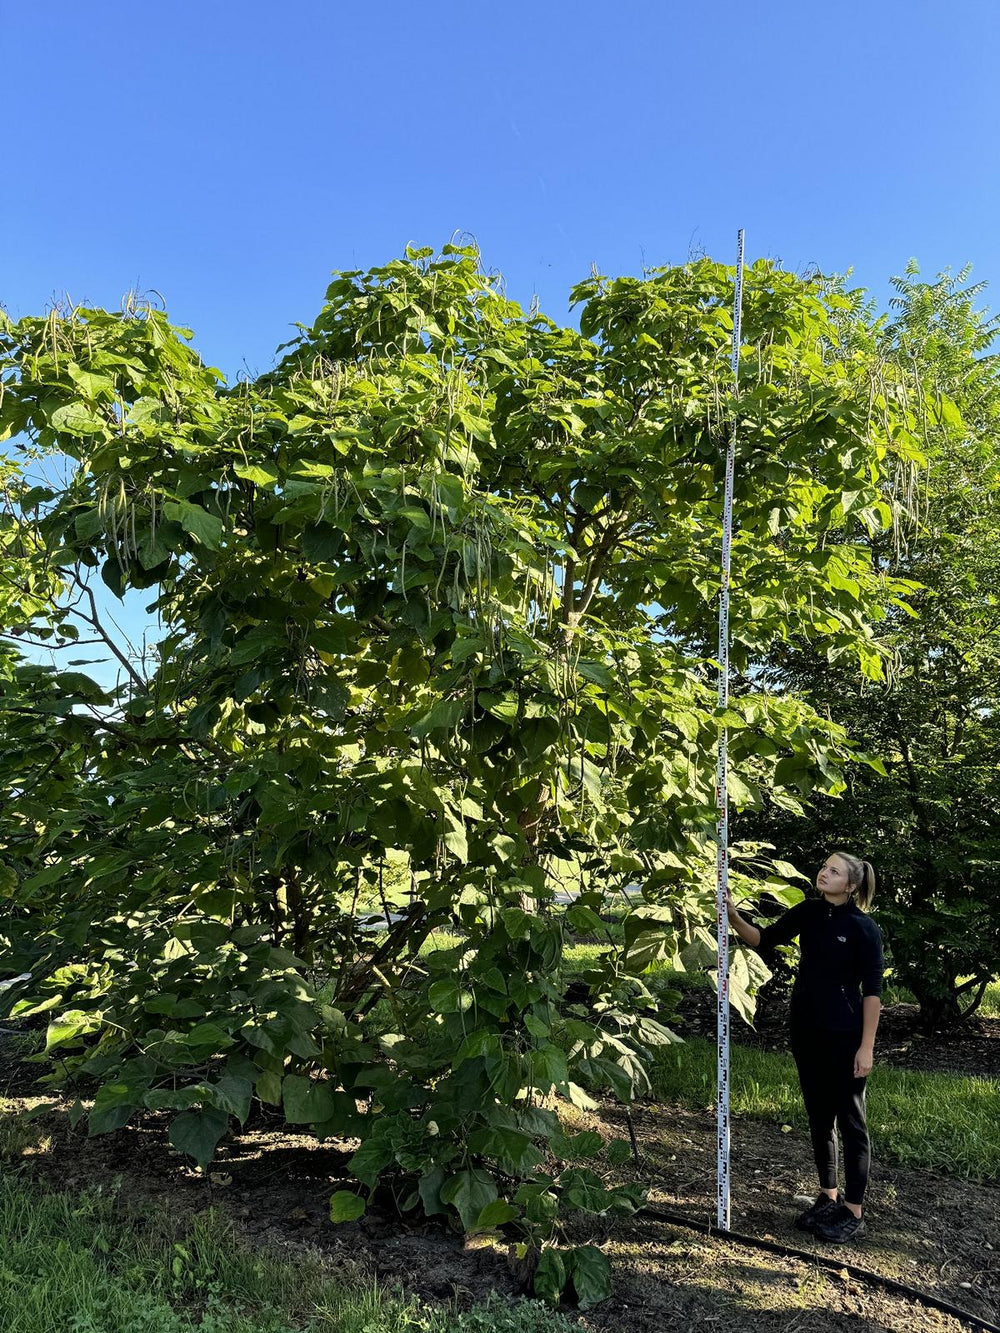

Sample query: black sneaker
[795,1193,841,1232]
[815,1204,866,1243]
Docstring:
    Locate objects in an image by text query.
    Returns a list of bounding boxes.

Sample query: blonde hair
[831,851,876,910]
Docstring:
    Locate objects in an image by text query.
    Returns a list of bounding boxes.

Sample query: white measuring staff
[716,229,745,1232]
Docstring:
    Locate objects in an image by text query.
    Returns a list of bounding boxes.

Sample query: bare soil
[1,1007,997,1333]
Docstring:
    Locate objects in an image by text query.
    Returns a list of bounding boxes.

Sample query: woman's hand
[723,891,761,947]
[854,1044,874,1078]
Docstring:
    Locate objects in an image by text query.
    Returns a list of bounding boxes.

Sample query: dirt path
[595,1099,999,1331]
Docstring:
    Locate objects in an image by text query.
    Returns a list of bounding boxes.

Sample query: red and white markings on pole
[716,230,745,1232]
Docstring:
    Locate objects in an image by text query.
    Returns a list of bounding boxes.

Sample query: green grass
[652,1036,1000,1181]
[0,1173,581,1333]
[977,978,1000,1018]
[420,933,712,991]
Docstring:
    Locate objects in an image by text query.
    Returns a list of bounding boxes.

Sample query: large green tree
[747,266,1000,1027]
[0,248,925,1301]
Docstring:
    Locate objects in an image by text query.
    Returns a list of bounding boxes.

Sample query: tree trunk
[268,871,313,963]
[905,968,964,1031]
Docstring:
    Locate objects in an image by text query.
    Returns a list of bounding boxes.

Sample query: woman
[726,852,882,1243]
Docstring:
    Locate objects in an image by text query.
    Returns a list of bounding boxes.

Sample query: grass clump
[0,1175,578,1333]
[652,1037,1000,1181]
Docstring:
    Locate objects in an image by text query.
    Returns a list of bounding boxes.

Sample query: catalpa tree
[0,247,926,1304]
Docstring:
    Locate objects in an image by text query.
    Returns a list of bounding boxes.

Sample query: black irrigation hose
[639,1204,1000,1333]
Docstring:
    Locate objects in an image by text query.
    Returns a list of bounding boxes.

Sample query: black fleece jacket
[756,896,884,1032]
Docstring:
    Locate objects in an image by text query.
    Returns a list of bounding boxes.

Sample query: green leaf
[566,904,604,934]
[211,1074,252,1123]
[567,1244,612,1308]
[58,672,111,704]
[282,1074,337,1124]
[560,1167,615,1214]
[138,527,173,569]
[74,508,105,541]
[551,1129,604,1160]
[412,698,465,737]
[769,859,810,882]
[605,1138,634,1166]
[329,1190,367,1223]
[46,1009,99,1052]
[501,907,532,940]
[514,1182,559,1224]
[727,770,760,808]
[440,1169,497,1231]
[302,522,343,561]
[291,460,337,479]
[533,1248,567,1305]
[68,367,115,400]
[234,462,280,487]
[529,1045,568,1091]
[182,1022,231,1051]
[89,1081,139,1135]
[418,1165,447,1217]
[144,1087,205,1112]
[129,397,171,424]
[473,1199,519,1231]
[524,1013,550,1039]
[163,499,223,550]
[23,1102,62,1123]
[427,979,471,1014]
[348,1134,396,1189]
[50,403,105,435]
[443,819,468,863]
[256,1070,282,1106]
[168,1108,229,1169]
[96,554,124,599]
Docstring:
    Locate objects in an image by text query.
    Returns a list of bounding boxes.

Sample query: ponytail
[857,860,876,910]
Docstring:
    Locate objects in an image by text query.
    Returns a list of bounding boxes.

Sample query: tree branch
[72,582,147,694]
[575,518,627,620]
[0,705,232,763]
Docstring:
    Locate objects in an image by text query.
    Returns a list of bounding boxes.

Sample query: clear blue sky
[5,0,998,375]
[3,0,998,683]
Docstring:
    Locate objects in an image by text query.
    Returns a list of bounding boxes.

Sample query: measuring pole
[716,229,745,1232]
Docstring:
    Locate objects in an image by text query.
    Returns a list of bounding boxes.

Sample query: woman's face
[816,855,852,898]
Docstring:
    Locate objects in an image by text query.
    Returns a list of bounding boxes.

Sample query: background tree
[746,266,1000,1028]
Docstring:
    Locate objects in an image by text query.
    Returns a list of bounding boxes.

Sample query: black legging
[790,1025,871,1205]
